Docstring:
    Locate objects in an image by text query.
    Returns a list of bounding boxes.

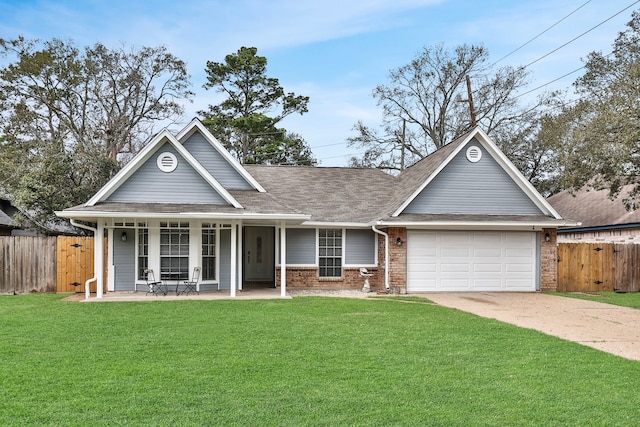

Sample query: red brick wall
[276,266,382,290]
[540,228,558,292]
[385,227,407,293]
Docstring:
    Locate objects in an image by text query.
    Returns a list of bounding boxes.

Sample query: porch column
[107,228,115,291]
[96,223,105,298]
[237,221,243,291]
[280,221,286,297]
[230,221,237,297]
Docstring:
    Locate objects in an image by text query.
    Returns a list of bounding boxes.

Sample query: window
[202,223,216,280]
[319,229,342,277]
[160,222,189,280]
[137,226,148,280]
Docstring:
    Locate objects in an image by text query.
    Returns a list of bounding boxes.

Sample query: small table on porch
[161,272,188,296]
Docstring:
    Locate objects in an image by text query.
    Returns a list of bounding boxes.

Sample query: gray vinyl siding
[219,228,231,290]
[403,141,543,215]
[285,228,316,265]
[182,131,254,190]
[345,229,376,265]
[114,228,135,291]
[105,142,228,204]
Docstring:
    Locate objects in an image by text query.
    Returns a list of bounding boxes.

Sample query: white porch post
[107,228,115,291]
[280,221,286,297]
[96,223,105,298]
[230,221,237,297]
[237,222,243,291]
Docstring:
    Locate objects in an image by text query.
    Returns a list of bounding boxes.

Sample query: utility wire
[523,0,640,69]
[490,0,592,68]
[515,65,586,99]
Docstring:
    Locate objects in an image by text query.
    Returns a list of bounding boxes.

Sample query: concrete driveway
[424,292,640,361]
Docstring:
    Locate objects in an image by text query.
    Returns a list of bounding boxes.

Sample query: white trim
[280,221,286,297]
[375,219,577,230]
[301,221,373,228]
[56,210,310,221]
[392,127,564,219]
[85,129,244,209]
[230,221,237,297]
[86,129,173,206]
[177,118,266,193]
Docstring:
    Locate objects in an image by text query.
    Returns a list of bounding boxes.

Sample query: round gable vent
[157,152,177,172]
[466,145,482,163]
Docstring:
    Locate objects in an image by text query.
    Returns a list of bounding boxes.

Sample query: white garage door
[407,230,538,292]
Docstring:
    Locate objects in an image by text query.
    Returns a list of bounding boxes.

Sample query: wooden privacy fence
[557,243,640,293]
[0,236,57,294]
[0,235,105,294]
[56,236,104,293]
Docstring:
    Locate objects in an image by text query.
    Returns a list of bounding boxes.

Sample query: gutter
[371,225,390,291]
[70,219,97,300]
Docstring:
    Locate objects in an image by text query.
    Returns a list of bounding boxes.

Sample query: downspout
[371,225,390,291]
[70,219,97,300]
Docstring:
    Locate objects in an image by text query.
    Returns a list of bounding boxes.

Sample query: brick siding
[540,228,558,292]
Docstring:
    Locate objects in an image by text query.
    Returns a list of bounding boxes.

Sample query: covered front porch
[67,214,309,300]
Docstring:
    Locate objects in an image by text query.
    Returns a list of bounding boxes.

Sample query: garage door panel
[407,230,537,292]
[475,248,502,257]
[506,263,534,273]
[474,263,502,273]
[441,247,469,257]
[441,263,470,273]
[441,279,471,289]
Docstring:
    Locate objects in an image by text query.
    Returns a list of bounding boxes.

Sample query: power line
[515,65,585,99]
[490,0,592,68]
[523,0,640,69]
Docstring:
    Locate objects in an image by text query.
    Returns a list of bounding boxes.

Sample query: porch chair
[178,267,201,296]
[144,268,167,296]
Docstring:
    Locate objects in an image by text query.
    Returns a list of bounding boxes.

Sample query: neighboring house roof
[548,184,640,229]
[57,120,572,229]
[0,205,12,227]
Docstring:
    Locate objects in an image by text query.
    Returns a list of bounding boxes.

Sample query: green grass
[554,291,640,309]
[2,294,640,426]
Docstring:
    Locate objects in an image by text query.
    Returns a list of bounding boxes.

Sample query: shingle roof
[244,165,397,222]
[547,184,640,228]
[0,207,12,226]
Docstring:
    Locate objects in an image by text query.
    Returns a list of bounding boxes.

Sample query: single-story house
[57,119,575,298]
[548,184,640,243]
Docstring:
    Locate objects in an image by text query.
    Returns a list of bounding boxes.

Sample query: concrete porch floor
[65,288,375,302]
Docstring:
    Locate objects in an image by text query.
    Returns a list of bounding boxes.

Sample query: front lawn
[554,291,640,309]
[1,294,639,426]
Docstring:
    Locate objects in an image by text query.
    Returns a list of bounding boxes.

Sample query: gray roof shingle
[244,165,397,222]
[547,184,640,228]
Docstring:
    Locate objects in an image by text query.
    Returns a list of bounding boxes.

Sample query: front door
[243,226,275,287]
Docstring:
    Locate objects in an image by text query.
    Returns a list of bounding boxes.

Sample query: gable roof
[86,127,243,209]
[59,122,573,228]
[244,165,397,224]
[389,127,563,220]
[548,184,640,229]
[176,118,265,192]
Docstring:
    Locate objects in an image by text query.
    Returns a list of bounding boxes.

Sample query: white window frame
[318,228,344,278]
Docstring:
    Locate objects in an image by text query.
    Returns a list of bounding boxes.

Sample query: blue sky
[0,0,637,165]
